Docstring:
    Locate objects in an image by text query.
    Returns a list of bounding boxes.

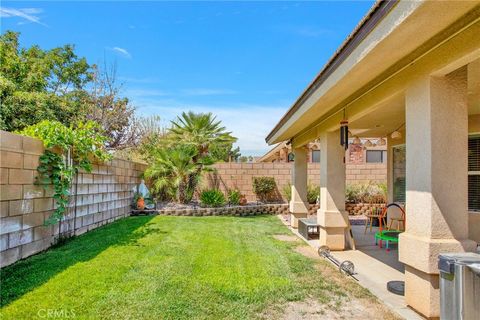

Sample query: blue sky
[1,1,374,155]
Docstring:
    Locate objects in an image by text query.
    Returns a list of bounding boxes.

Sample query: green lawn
[1,215,384,319]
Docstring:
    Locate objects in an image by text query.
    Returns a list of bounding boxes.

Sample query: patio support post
[317,130,347,250]
[400,74,477,318]
[289,147,308,228]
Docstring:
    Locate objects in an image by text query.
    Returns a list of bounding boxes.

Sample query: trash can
[438,252,480,320]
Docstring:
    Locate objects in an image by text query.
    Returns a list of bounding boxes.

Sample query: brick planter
[345,202,385,215]
[135,203,319,217]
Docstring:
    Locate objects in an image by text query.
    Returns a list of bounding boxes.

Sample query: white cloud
[111,47,132,59]
[131,97,286,156]
[180,88,238,96]
[0,7,47,26]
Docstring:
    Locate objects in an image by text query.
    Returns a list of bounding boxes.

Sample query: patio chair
[364,205,386,234]
[364,203,386,234]
[375,203,406,251]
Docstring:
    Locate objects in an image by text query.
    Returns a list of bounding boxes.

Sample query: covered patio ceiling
[266,1,480,147]
[348,93,404,138]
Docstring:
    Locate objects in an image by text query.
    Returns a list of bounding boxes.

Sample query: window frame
[311,150,320,163]
[366,150,387,163]
[392,144,406,204]
[468,133,480,212]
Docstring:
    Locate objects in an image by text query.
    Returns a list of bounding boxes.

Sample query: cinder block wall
[0,131,146,267]
[204,162,386,202]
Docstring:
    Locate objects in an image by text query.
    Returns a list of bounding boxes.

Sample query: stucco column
[400,75,477,318]
[289,147,308,228]
[317,130,347,250]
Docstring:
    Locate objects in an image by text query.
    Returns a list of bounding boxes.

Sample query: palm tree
[144,146,198,203]
[169,111,237,157]
[169,111,237,191]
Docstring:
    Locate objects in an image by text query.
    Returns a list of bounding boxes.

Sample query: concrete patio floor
[280,215,425,320]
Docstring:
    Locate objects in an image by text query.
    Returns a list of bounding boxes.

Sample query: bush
[227,189,241,205]
[307,184,319,204]
[282,182,319,204]
[282,183,292,202]
[200,189,226,207]
[345,182,386,203]
[252,177,277,202]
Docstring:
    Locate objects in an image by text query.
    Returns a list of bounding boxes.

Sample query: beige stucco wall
[0,131,146,267]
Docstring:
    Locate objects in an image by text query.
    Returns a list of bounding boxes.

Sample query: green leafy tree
[210,143,241,162]
[84,63,138,150]
[113,115,167,162]
[0,31,92,131]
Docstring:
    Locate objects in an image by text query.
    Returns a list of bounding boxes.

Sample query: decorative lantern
[364,139,373,148]
[340,120,349,150]
[377,137,386,146]
[391,131,402,140]
[352,136,361,145]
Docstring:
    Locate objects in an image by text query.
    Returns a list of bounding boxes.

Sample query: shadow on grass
[0,216,160,307]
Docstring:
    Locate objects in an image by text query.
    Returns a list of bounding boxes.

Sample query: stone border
[131,204,320,217]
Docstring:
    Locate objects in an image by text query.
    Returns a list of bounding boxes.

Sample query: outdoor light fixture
[377,137,386,146]
[364,139,373,147]
[390,123,405,140]
[391,131,402,140]
[340,119,349,150]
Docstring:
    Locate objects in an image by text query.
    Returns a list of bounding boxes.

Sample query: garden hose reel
[318,245,357,280]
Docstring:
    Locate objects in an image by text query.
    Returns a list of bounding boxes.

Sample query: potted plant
[134,192,145,210]
[239,194,247,206]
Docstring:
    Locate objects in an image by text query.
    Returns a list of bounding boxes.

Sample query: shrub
[282,183,292,202]
[227,189,241,205]
[252,177,277,202]
[200,189,226,207]
[307,184,320,204]
[282,182,319,204]
[345,182,386,203]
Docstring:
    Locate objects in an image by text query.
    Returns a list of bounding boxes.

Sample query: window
[311,150,320,163]
[392,145,406,203]
[469,135,480,212]
[366,150,387,163]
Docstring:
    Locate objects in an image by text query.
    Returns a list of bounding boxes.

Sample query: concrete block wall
[205,162,386,202]
[346,163,387,184]
[0,131,146,267]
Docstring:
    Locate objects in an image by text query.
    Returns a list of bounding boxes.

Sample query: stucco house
[266,1,480,318]
[258,139,387,165]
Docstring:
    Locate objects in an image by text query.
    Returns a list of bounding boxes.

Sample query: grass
[1,215,387,319]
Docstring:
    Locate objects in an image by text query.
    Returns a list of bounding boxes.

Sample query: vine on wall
[20,120,111,224]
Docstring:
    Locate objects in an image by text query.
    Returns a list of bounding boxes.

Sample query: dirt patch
[266,296,397,320]
[264,245,401,320]
[295,246,321,260]
[273,234,300,242]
